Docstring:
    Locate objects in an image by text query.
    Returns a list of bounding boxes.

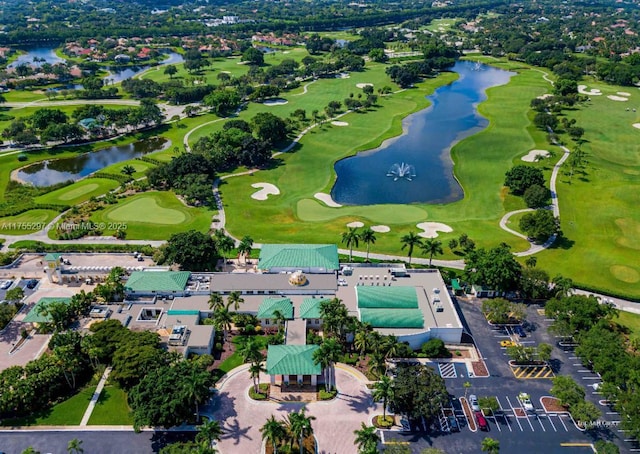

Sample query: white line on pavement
[495,397,512,432]
[504,396,525,431]
[558,415,569,431]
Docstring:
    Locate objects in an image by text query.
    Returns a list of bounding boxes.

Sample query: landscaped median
[458,396,477,432]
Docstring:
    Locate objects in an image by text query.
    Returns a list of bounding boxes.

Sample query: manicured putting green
[106,196,187,225]
[610,265,640,284]
[0,209,58,235]
[35,178,119,206]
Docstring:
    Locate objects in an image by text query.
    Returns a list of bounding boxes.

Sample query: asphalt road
[0,430,196,454]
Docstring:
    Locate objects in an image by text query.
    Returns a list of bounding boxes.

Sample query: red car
[475,411,489,431]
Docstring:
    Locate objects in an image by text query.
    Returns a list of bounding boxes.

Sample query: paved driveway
[210,365,379,454]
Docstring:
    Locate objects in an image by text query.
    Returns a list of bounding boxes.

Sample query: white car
[469,394,480,412]
[0,280,13,290]
[518,393,534,412]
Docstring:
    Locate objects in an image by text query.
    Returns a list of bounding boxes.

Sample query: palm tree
[183,367,210,422]
[400,231,422,267]
[196,419,223,449]
[354,323,373,356]
[237,336,263,363]
[481,437,500,454]
[552,275,573,298]
[249,359,266,393]
[260,415,287,454]
[21,447,40,454]
[226,291,244,311]
[368,351,387,379]
[380,335,399,359]
[372,375,394,420]
[237,235,254,264]
[463,381,472,399]
[208,292,224,312]
[360,227,377,262]
[287,409,316,454]
[420,238,444,267]
[215,230,235,270]
[341,227,360,262]
[272,309,286,334]
[213,306,233,343]
[121,165,136,177]
[354,423,380,454]
[313,337,342,392]
[67,438,84,454]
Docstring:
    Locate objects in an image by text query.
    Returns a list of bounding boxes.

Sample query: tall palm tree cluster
[260,410,316,454]
[341,226,445,266]
[208,291,245,343]
[237,336,266,393]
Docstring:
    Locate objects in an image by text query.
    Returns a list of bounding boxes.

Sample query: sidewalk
[80,367,112,426]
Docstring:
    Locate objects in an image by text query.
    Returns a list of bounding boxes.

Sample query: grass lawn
[89,191,214,240]
[212,335,270,382]
[101,159,156,178]
[34,178,120,206]
[87,384,133,425]
[616,311,640,337]
[1,386,95,426]
[0,209,59,234]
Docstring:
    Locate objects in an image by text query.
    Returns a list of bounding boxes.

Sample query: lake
[9,47,66,68]
[17,137,170,187]
[104,51,184,84]
[331,61,515,205]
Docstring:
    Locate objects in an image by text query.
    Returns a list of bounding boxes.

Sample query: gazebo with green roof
[23,297,72,324]
[257,297,293,327]
[124,271,191,296]
[266,344,321,387]
[258,244,339,273]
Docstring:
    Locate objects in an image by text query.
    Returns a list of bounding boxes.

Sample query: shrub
[318,387,337,400]
[374,415,394,428]
[249,383,269,400]
[420,338,451,358]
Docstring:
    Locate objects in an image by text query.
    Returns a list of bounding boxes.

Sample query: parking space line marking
[582,377,601,380]
[606,412,619,415]
[544,414,557,432]
[505,396,524,431]
[495,397,512,432]
[535,414,546,431]
[488,414,501,432]
[558,415,569,431]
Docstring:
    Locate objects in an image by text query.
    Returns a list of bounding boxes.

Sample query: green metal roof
[266,345,321,376]
[258,244,339,271]
[44,253,62,262]
[23,297,72,324]
[124,271,190,292]
[356,286,418,309]
[299,298,329,319]
[167,310,200,316]
[359,308,424,329]
[256,297,293,319]
[451,279,462,290]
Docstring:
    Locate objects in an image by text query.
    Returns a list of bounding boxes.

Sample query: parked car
[500,340,516,347]
[475,411,489,431]
[399,416,411,432]
[518,392,534,412]
[514,325,526,338]
[26,279,38,289]
[448,415,459,432]
[469,394,480,412]
[0,280,13,290]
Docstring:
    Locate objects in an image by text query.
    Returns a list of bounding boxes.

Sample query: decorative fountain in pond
[386,163,416,181]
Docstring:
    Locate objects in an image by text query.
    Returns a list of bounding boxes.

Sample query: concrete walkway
[80,367,112,426]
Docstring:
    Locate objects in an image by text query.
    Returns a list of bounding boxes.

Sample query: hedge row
[8,241,157,255]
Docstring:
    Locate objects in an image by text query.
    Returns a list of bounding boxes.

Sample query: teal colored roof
[23,297,72,324]
[299,298,329,319]
[125,271,190,292]
[167,310,199,316]
[258,244,339,271]
[359,308,424,329]
[44,253,62,262]
[257,297,293,319]
[266,345,321,375]
[356,286,418,309]
[452,279,462,290]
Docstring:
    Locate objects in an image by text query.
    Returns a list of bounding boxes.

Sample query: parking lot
[380,297,635,453]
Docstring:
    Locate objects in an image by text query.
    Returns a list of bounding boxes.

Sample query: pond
[16,137,170,187]
[331,61,515,205]
[104,50,185,84]
[9,46,66,68]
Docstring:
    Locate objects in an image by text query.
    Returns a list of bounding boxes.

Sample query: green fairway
[35,178,120,206]
[1,386,95,426]
[616,310,640,336]
[0,209,58,235]
[90,191,214,239]
[87,384,133,425]
[102,159,156,178]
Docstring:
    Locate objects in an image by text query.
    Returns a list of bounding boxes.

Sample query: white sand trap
[331,121,349,126]
[416,222,453,238]
[371,225,390,233]
[263,98,288,106]
[537,94,553,100]
[633,123,640,129]
[251,183,280,200]
[578,85,602,95]
[314,193,342,207]
[336,73,350,79]
[220,70,231,74]
[618,91,631,96]
[346,221,364,228]
[608,95,628,101]
[356,83,373,89]
[521,149,551,162]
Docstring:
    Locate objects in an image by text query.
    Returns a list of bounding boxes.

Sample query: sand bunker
[336,73,350,79]
[618,91,631,96]
[371,225,390,233]
[331,121,349,126]
[537,94,553,100]
[633,123,640,130]
[356,83,373,89]
[578,85,602,95]
[346,221,364,228]
[521,149,551,162]
[251,183,280,200]
[608,95,628,102]
[416,222,453,238]
[263,98,288,106]
[314,193,342,208]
